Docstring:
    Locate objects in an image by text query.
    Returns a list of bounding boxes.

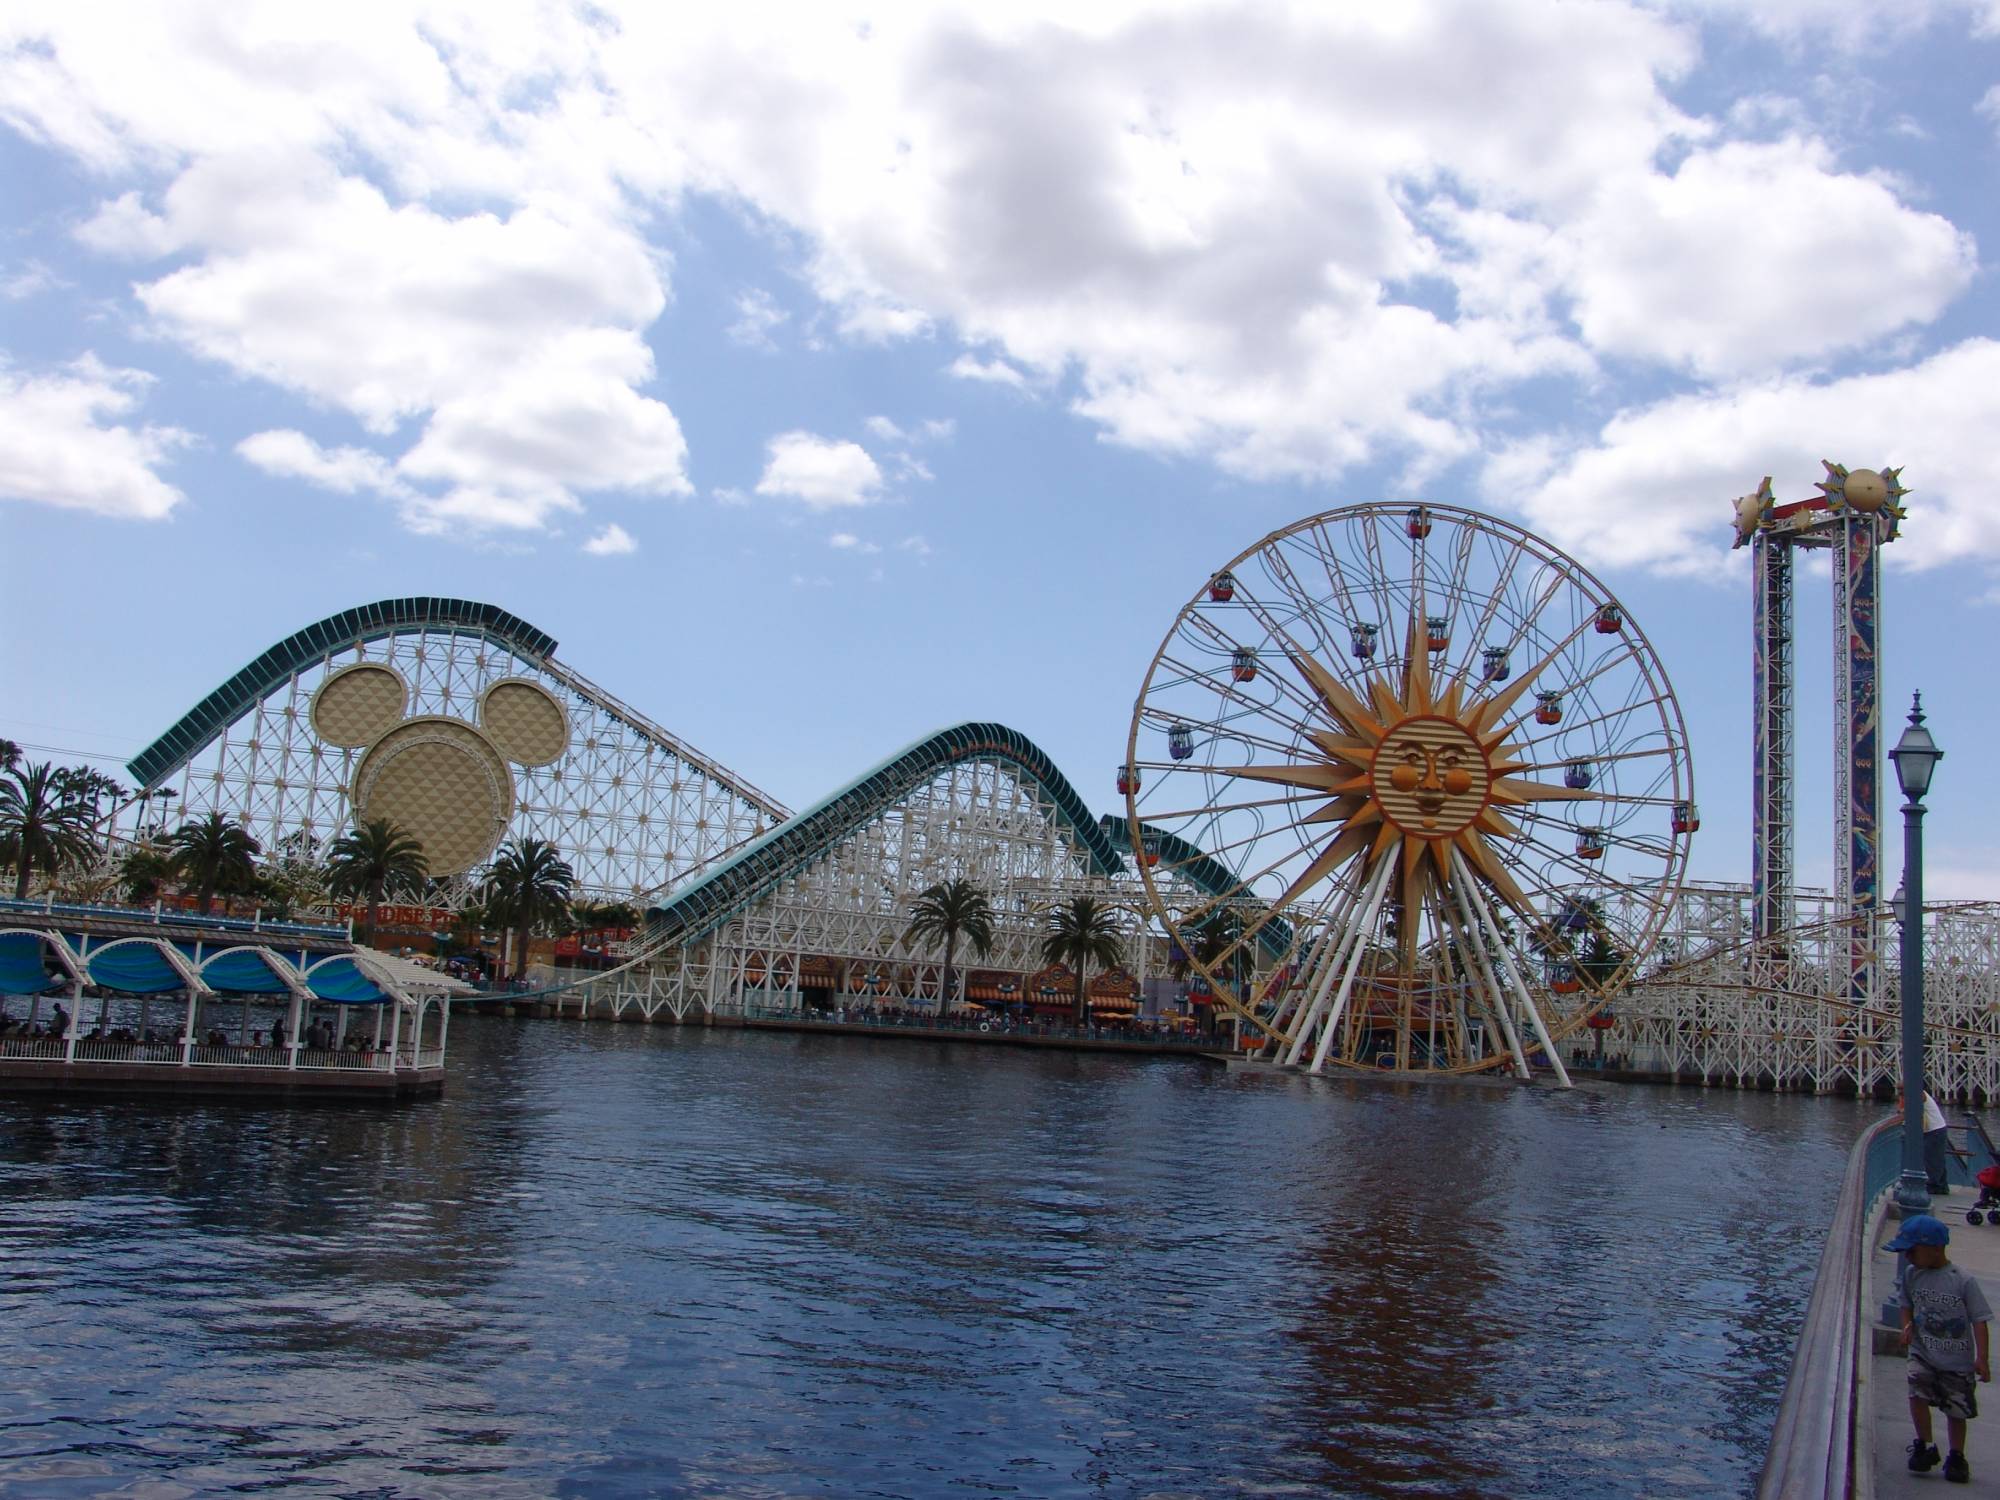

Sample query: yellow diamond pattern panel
[352,718,515,875]
[481,678,569,768]
[310,664,408,748]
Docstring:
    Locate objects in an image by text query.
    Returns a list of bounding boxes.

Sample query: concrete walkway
[1868,1184,2000,1494]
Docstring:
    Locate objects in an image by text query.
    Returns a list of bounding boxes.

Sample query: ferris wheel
[1125,502,1694,1079]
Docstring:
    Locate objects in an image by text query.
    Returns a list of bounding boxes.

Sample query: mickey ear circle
[479,678,569,767]
[310,663,410,748]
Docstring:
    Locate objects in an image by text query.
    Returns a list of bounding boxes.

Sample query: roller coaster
[82,456,2000,1101]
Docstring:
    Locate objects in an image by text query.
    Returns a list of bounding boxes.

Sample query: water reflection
[0,1021,1867,1497]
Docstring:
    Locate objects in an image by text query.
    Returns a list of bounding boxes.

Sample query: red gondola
[1231,647,1259,682]
[1208,570,1236,603]
[1426,615,1450,652]
[1535,691,1562,726]
[1595,603,1624,635]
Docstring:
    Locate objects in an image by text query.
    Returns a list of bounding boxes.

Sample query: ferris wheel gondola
[1125,502,1692,1077]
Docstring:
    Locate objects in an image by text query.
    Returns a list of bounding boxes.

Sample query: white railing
[415,1047,444,1068]
[0,1038,66,1060]
[292,1047,394,1071]
[188,1045,291,1068]
[0,1041,404,1072]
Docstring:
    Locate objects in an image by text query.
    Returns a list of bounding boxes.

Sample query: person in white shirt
[1897,1089,1955,1194]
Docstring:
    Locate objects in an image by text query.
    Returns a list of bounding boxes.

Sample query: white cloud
[754,431,883,509]
[866,414,957,443]
[0,355,188,519]
[1562,138,1974,377]
[1659,0,1997,49]
[897,534,933,557]
[727,287,788,349]
[237,429,407,497]
[4,3,1991,514]
[61,141,685,535]
[1484,338,2000,575]
[828,531,880,553]
[583,522,638,555]
[948,355,1029,389]
[0,260,63,300]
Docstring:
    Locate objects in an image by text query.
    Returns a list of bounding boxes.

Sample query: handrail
[1757,1116,1896,1500]
[0,896,346,940]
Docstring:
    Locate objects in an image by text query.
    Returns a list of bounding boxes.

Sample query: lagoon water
[0,1021,1866,1498]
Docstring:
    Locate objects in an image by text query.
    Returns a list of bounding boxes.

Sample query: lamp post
[1889,692,1943,1215]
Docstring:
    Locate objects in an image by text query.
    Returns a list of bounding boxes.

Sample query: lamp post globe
[1891,693,1943,1217]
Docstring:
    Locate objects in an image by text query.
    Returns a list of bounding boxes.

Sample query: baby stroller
[1966,1164,2000,1226]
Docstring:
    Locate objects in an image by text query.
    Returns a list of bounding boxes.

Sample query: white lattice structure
[123,599,788,904]
[547,725,1233,1024]
[1594,881,2000,1101]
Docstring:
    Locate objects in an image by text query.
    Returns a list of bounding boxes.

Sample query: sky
[4,1,2000,899]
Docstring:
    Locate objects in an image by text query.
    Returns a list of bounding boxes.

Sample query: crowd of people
[0,1000,379,1056]
[770,1000,1222,1046]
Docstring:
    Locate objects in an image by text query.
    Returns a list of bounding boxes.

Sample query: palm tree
[902,878,996,1017]
[482,838,576,979]
[166,812,262,914]
[327,818,429,947]
[0,760,100,900]
[1170,907,1246,1035]
[1041,895,1127,1028]
[119,838,174,904]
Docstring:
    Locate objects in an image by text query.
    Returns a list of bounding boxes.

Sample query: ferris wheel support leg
[1281,868,1376,1065]
[1308,848,1401,1073]
[1276,879,1366,1062]
[1443,860,1532,1080]
[1452,849,1573,1088]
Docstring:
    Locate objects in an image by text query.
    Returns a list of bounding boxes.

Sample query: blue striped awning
[86,942,185,994]
[0,932,63,995]
[199,949,297,995]
[305,957,390,1005]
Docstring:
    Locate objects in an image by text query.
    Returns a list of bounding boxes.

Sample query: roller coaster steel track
[116,598,789,905]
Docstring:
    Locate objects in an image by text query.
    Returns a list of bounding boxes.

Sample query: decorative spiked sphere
[1844,468,1889,513]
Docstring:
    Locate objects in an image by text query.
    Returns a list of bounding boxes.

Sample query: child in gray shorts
[1894,1213,1993,1483]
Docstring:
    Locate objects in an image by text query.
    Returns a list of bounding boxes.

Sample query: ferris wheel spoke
[1175,615,1332,724]
[1134,791,1325,824]
[1496,644,1651,731]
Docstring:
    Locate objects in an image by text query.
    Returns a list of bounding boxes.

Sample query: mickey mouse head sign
[310,662,568,875]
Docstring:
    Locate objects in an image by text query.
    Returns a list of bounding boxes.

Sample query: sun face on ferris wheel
[1221,627,1590,952]
[1126,502,1692,1077]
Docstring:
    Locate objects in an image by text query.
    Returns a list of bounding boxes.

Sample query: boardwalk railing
[1758,1117,1996,1498]
[1756,1116,1896,1500]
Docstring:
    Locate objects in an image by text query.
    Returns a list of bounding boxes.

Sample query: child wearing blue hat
[1893,1212,1993,1482]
